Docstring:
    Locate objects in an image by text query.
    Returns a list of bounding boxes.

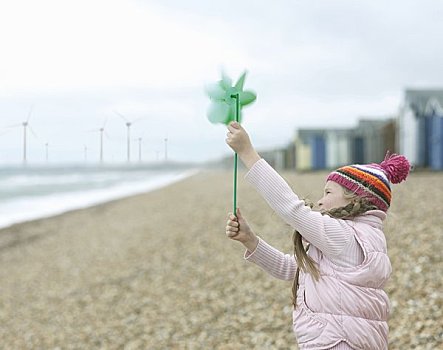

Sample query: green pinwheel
[205,70,257,216]
[206,71,256,125]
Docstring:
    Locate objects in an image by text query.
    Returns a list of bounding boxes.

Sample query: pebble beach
[0,169,441,349]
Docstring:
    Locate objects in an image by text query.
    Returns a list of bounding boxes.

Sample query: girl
[225,121,410,349]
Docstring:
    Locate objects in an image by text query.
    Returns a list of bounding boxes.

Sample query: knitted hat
[326,152,411,212]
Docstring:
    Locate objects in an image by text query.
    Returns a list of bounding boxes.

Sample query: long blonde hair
[291,190,377,307]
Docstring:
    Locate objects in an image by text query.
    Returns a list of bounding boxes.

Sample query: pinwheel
[206,71,256,125]
[205,70,257,216]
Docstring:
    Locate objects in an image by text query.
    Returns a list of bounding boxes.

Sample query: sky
[0,0,442,165]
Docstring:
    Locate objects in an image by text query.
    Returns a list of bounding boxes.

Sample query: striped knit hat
[326,152,411,212]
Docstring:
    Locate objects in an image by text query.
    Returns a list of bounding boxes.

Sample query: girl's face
[317,181,352,212]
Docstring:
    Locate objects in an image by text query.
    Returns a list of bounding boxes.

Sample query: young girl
[225,121,410,349]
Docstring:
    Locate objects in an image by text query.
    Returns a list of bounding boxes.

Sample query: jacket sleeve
[244,237,296,281]
[245,159,355,259]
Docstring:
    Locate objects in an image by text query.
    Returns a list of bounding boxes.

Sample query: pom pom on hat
[379,151,411,184]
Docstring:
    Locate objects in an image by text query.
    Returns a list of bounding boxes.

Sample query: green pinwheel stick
[206,70,257,216]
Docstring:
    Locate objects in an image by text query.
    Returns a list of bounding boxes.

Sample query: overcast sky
[0,0,441,164]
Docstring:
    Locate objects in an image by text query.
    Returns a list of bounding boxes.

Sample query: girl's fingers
[227,220,239,227]
[227,124,237,133]
[226,212,241,239]
[228,213,237,221]
[226,225,238,232]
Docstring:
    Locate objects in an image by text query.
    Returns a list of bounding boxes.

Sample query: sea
[0,163,199,230]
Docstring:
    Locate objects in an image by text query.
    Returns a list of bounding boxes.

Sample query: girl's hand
[226,208,259,252]
[226,122,261,169]
[226,121,253,155]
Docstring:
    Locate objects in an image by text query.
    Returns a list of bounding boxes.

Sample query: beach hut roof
[405,89,443,116]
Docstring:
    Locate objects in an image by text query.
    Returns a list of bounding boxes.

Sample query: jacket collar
[351,210,386,229]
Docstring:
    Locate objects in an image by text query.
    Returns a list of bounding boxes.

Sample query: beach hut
[398,94,420,166]
[325,129,353,169]
[260,148,286,170]
[354,119,391,163]
[296,129,328,171]
[295,134,312,171]
[283,141,296,170]
[398,89,443,169]
[352,135,365,164]
[310,135,326,170]
[426,98,443,170]
[382,119,397,156]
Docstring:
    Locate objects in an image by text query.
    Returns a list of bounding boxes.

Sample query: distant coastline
[0,166,199,230]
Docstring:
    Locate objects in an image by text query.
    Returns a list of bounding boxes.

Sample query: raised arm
[226,122,355,259]
[245,159,355,258]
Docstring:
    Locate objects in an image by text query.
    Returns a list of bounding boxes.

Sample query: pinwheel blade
[220,70,233,90]
[207,102,230,124]
[239,91,257,106]
[234,71,247,91]
[205,83,225,100]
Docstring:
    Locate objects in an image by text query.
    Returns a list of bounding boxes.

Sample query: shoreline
[0,168,200,231]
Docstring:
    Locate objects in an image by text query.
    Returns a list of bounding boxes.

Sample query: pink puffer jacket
[243,159,392,349]
[293,214,391,349]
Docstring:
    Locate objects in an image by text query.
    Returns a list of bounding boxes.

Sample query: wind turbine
[21,107,37,163]
[133,131,146,163]
[4,106,38,164]
[88,118,108,163]
[164,135,168,162]
[114,111,144,162]
[84,145,88,162]
[45,142,49,162]
[133,136,144,163]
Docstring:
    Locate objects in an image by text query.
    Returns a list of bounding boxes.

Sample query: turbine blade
[114,111,128,122]
[28,125,39,139]
[26,105,34,122]
[132,117,144,124]
[2,123,22,128]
